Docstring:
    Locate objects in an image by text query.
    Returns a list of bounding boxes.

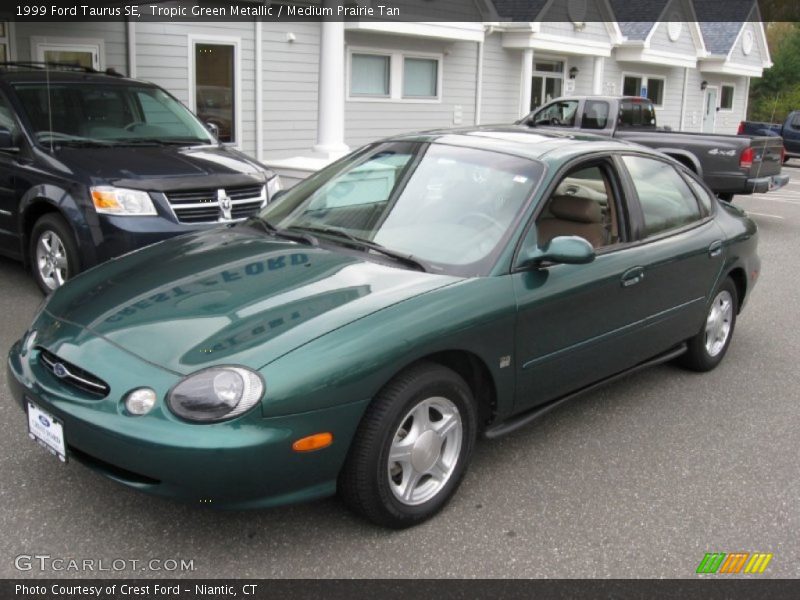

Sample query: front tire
[29,213,79,294]
[338,362,477,528]
[679,277,738,372]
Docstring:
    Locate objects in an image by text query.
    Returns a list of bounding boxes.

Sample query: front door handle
[621,266,645,288]
[708,240,724,258]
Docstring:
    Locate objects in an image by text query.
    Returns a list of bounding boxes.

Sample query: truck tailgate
[745,136,783,178]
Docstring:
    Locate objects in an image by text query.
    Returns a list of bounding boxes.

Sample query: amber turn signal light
[292,432,333,452]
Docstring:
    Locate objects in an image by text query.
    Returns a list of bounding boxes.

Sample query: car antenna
[45,62,54,153]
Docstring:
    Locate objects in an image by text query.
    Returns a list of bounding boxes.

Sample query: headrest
[549,195,602,224]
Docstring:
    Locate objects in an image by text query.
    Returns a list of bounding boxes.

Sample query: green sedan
[7,128,760,528]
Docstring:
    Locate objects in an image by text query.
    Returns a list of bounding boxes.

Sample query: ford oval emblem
[38,415,51,428]
[53,363,69,379]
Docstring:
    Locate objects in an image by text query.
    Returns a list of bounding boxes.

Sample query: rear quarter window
[622,155,702,237]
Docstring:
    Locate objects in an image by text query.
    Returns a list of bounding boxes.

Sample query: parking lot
[1,169,799,579]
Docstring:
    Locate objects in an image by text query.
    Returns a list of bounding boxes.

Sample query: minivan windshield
[12,82,215,146]
[258,141,544,276]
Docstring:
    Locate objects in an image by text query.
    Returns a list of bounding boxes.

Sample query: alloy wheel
[35,230,69,290]
[387,396,463,506]
[705,290,733,357]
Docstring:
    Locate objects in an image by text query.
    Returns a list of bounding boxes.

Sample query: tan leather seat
[537,195,605,248]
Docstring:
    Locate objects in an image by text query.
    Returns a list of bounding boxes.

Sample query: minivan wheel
[30,214,79,294]
[338,362,477,528]
[679,277,738,372]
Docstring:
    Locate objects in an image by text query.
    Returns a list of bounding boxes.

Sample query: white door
[702,88,718,133]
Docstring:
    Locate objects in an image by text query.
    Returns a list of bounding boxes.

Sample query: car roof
[388,126,649,163]
[0,68,151,86]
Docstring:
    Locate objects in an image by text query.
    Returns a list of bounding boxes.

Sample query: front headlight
[90,186,157,216]
[266,175,282,201]
[167,366,264,423]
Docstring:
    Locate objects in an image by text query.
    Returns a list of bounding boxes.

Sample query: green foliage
[749,23,800,122]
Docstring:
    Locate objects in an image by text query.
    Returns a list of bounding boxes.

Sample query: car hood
[43,227,459,374]
[51,145,271,191]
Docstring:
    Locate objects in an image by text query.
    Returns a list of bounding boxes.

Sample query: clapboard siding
[479,33,522,124]
[260,21,320,158]
[343,31,478,148]
[539,0,614,44]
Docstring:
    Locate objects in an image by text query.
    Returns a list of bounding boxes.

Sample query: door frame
[529,56,567,112]
[702,85,719,133]
[187,33,242,148]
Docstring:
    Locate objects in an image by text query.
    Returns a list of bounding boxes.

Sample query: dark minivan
[0,63,281,293]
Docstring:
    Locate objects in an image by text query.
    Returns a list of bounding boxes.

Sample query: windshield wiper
[246,217,318,247]
[288,225,428,272]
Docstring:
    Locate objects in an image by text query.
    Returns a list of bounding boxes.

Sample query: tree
[749,22,800,121]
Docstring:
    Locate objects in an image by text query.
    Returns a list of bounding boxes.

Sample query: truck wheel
[30,213,79,294]
[338,362,477,528]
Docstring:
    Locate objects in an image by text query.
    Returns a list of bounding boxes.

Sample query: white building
[1,0,772,183]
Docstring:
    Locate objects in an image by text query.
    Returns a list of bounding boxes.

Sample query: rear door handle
[621,266,645,288]
[708,240,724,258]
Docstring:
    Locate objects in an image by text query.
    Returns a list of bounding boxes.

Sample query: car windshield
[12,82,215,146]
[258,141,544,276]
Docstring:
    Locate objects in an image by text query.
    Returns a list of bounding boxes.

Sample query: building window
[0,23,8,62]
[403,57,437,98]
[193,41,237,143]
[623,75,665,106]
[351,53,391,97]
[720,85,734,110]
[348,49,442,102]
[33,36,102,70]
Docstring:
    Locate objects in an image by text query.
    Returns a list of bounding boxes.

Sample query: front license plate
[27,401,67,462]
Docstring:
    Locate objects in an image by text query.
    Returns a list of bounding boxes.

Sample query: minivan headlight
[167,367,264,423]
[91,186,157,216]
[266,175,282,201]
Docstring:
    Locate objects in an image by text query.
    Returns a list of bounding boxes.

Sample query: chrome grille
[165,184,266,224]
[38,349,110,397]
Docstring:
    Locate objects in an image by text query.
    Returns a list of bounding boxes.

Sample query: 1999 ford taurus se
[7,128,759,528]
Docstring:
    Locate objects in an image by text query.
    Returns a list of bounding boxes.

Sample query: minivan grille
[38,349,110,398]
[165,184,266,224]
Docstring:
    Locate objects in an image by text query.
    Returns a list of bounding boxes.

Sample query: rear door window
[581,101,610,130]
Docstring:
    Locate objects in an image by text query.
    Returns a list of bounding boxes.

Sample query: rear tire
[338,362,477,528]
[679,277,738,372]
[29,213,79,294]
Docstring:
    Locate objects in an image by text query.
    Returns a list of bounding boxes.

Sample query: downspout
[126,20,136,78]
[679,66,689,130]
[743,76,750,119]
[474,29,489,125]
[255,16,263,161]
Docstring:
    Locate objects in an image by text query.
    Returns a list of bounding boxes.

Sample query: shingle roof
[489,0,551,21]
[609,0,668,39]
[693,0,756,55]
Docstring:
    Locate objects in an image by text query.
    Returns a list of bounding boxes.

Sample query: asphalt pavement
[1,169,799,578]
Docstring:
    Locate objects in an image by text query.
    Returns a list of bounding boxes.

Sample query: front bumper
[85,214,221,268]
[6,337,367,509]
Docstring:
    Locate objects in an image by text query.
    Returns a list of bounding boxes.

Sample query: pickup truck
[518,96,788,200]
[739,112,800,161]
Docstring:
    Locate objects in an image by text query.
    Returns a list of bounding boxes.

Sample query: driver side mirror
[0,126,18,151]
[204,122,219,140]
[517,235,595,270]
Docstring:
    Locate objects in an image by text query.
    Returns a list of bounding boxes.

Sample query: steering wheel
[124,121,146,132]
[459,212,505,233]
[549,117,562,126]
